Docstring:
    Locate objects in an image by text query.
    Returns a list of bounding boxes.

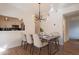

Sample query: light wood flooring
[56,40,79,55]
[63,40,79,55]
[1,40,79,55]
[0,44,60,55]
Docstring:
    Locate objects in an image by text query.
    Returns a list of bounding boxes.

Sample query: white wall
[41,7,64,45]
[0,4,35,34]
[68,17,79,40]
[57,4,79,43]
[0,31,24,49]
[0,4,35,49]
[62,5,79,42]
[41,4,79,45]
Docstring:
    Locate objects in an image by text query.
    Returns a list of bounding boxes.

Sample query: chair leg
[25,43,28,51]
[55,40,57,49]
[55,40,59,49]
[31,46,34,55]
[25,42,27,48]
[57,40,59,48]
[54,40,59,53]
[21,41,27,49]
[48,44,51,55]
[31,46,41,55]
[38,48,41,55]
[21,40,23,47]
[30,44,33,55]
[23,41,26,49]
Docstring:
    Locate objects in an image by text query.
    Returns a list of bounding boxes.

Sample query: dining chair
[21,34,27,48]
[26,33,33,54]
[32,34,48,55]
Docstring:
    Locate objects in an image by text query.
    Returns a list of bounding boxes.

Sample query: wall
[68,17,79,40]
[41,4,79,45]
[0,4,35,34]
[62,5,79,42]
[35,20,40,34]
[41,9,64,45]
[63,18,70,42]
[0,31,24,49]
[57,5,79,43]
[0,4,35,49]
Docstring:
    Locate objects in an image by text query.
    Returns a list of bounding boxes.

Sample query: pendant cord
[38,3,40,20]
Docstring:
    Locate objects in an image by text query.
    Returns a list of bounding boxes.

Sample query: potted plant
[40,27,44,32]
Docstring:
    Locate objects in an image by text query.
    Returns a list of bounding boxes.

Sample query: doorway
[63,10,79,54]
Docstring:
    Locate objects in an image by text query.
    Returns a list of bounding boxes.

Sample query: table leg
[48,42,51,55]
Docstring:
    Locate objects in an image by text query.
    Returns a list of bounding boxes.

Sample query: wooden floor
[63,40,79,55]
[55,40,79,55]
[0,44,60,55]
[1,40,79,55]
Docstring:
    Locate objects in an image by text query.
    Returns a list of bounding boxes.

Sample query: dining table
[39,34,60,54]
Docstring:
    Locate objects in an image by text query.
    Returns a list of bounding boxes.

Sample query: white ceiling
[8,3,50,14]
[0,3,79,12]
[0,3,78,13]
[52,3,79,9]
[0,3,79,16]
[0,3,50,15]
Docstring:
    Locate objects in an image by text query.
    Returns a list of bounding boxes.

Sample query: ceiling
[52,3,79,10]
[0,3,51,16]
[0,3,79,16]
[0,3,79,12]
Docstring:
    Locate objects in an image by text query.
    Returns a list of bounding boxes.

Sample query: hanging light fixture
[35,3,47,21]
[38,3,40,20]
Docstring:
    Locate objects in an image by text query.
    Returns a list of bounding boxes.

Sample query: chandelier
[35,3,47,21]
